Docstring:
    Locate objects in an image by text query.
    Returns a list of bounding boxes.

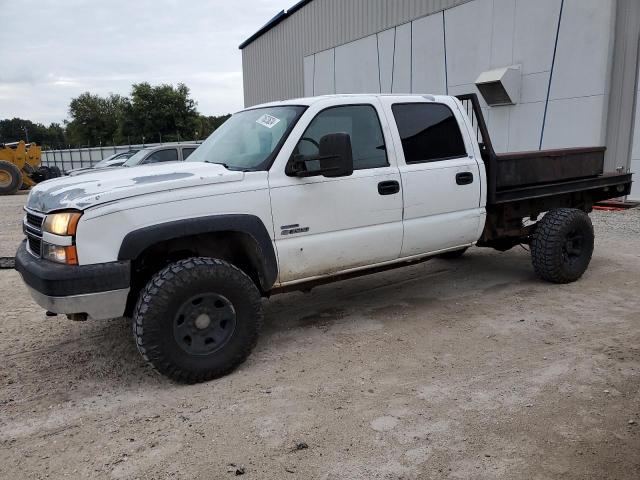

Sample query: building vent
[475,65,521,106]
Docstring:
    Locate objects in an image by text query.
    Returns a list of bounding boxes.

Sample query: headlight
[43,212,81,236]
[41,211,82,264]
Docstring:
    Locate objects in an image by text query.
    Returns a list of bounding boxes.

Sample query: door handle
[456,172,474,185]
[378,180,400,195]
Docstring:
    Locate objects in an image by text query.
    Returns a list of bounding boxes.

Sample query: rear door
[382,98,483,257]
[268,98,403,284]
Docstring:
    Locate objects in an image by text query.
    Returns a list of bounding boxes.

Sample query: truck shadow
[4,248,535,397]
[260,248,534,337]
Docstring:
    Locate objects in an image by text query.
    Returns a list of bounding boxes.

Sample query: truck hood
[26,162,244,213]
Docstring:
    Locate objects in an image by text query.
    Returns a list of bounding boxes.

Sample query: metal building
[240,0,640,200]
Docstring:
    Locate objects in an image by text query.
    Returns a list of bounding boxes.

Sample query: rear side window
[182,147,197,159]
[145,148,179,164]
[392,103,466,164]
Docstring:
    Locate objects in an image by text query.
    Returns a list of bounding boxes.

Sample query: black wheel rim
[173,293,237,356]
[562,228,584,265]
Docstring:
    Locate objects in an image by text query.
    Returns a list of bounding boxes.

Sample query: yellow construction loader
[0,141,61,195]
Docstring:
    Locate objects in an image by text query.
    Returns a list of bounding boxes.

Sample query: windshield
[94,150,138,168]
[186,105,306,170]
[93,159,113,168]
[122,149,152,167]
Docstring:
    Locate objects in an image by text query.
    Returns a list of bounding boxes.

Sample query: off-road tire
[133,257,263,383]
[531,208,594,284]
[35,166,51,181]
[0,160,22,195]
[437,247,469,259]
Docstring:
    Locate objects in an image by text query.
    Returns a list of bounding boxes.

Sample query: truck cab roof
[249,93,452,109]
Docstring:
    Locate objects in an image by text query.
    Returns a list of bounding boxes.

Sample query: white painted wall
[542,0,616,149]
[302,0,617,157]
[335,35,379,94]
[630,63,640,201]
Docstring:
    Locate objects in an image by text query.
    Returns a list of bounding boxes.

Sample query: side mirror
[289,133,354,178]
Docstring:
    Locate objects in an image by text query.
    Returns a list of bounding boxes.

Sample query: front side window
[186,106,306,170]
[144,148,179,164]
[392,103,467,164]
[293,105,388,170]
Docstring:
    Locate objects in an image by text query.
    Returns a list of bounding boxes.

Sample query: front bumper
[15,241,131,319]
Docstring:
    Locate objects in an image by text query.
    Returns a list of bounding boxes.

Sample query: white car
[66,150,138,176]
[68,145,199,176]
[16,94,632,383]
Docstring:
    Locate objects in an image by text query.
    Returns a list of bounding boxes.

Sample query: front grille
[24,208,45,258]
[27,236,42,256]
[26,212,44,230]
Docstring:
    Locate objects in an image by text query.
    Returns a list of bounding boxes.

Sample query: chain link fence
[41,140,203,173]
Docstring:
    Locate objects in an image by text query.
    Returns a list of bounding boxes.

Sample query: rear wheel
[133,257,263,383]
[0,161,22,195]
[531,208,594,284]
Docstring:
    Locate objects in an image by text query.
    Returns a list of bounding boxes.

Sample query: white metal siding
[242,0,639,179]
[241,0,472,106]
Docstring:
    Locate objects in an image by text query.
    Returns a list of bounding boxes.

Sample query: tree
[2,82,229,148]
[126,83,199,143]
[66,93,128,147]
[196,114,231,139]
[0,118,68,147]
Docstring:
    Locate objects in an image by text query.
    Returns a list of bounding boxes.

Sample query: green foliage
[1,83,231,148]
[0,118,67,147]
[66,93,129,147]
[125,83,199,143]
[196,113,231,139]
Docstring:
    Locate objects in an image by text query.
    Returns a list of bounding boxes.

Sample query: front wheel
[531,208,594,284]
[133,257,263,383]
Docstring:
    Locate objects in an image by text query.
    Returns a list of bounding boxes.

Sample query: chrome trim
[24,208,46,258]
[25,286,130,320]
[24,224,42,236]
[25,241,40,258]
[42,231,73,246]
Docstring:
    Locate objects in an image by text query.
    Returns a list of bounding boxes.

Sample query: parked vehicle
[68,144,199,176]
[66,150,139,176]
[16,94,633,383]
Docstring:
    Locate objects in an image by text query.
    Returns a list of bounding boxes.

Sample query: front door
[269,100,403,284]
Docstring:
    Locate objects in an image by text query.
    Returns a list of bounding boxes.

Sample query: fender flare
[118,214,278,290]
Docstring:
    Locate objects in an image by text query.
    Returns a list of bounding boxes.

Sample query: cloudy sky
[0,0,293,125]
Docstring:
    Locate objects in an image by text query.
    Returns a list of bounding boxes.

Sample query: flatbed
[456,93,632,247]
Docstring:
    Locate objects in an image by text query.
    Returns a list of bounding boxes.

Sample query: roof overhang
[239,0,313,49]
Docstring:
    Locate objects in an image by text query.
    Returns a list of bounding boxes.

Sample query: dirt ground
[0,192,638,480]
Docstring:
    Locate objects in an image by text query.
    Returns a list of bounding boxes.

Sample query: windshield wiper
[204,160,230,169]
[203,161,252,172]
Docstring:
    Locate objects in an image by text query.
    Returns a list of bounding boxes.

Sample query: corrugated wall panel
[241,0,472,106]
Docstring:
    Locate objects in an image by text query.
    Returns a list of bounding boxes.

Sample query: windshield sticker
[256,114,281,129]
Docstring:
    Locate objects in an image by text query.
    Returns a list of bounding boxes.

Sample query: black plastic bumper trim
[15,241,130,296]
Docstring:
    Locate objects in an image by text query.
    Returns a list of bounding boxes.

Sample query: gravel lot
[0,192,638,479]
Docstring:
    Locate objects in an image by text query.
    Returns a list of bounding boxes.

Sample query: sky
[0,0,293,125]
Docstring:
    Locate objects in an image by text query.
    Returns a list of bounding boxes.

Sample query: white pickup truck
[16,94,633,383]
